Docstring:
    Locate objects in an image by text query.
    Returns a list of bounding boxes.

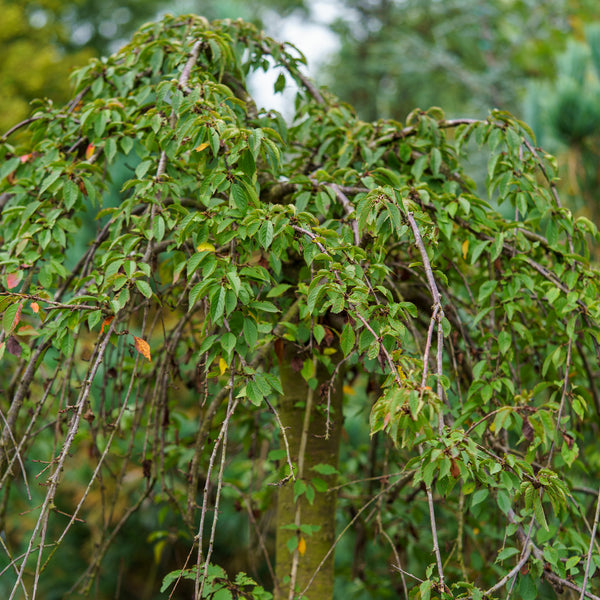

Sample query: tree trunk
[275,344,344,600]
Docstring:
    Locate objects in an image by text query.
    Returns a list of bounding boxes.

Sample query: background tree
[1,13,600,600]
[321,0,600,121]
[525,22,600,227]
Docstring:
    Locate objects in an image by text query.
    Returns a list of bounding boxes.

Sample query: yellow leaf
[85,144,95,160]
[134,336,152,362]
[197,242,216,252]
[297,537,306,556]
[342,384,355,395]
[194,142,210,152]
[219,357,228,375]
[461,239,469,260]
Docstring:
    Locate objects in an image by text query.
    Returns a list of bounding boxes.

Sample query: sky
[250,0,340,114]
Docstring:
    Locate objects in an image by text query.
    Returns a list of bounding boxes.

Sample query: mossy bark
[275,344,343,600]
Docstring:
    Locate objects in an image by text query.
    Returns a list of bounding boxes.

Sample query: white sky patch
[250,1,341,116]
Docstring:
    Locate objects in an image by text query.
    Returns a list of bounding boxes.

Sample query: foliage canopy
[1,13,600,600]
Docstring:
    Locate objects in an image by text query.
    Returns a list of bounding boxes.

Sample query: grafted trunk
[275,344,344,600]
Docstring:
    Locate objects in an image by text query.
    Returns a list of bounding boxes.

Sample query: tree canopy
[1,13,600,600]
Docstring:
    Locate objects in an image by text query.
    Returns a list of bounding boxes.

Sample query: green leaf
[210,287,226,323]
[497,330,511,355]
[533,495,549,531]
[311,463,338,476]
[135,280,153,298]
[340,323,355,356]
[307,281,326,314]
[243,318,258,348]
[496,547,520,561]
[293,479,307,502]
[258,220,274,249]
[63,180,80,210]
[2,301,21,334]
[0,157,19,181]
[267,283,291,298]
[471,488,489,508]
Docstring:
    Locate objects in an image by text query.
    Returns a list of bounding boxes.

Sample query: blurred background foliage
[2,1,600,598]
[525,21,600,224]
[4,0,600,128]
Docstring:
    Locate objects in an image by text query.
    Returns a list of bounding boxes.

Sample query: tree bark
[275,344,344,600]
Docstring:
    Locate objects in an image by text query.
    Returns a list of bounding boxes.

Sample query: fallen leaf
[134,336,152,362]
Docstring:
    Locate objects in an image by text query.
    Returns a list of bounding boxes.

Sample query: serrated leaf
[135,280,153,298]
[533,495,549,531]
[339,322,355,357]
[258,220,274,249]
[2,301,22,334]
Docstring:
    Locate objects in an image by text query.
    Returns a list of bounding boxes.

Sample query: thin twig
[580,485,600,599]
[484,543,531,596]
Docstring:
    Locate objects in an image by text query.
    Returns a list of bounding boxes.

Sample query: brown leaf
[450,459,460,479]
[142,459,152,479]
[322,326,335,347]
[274,338,285,362]
[291,356,303,372]
[522,416,534,443]
[134,336,152,362]
[83,409,95,424]
[6,336,21,357]
[561,431,574,450]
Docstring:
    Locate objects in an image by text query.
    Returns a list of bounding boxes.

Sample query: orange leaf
[19,153,33,163]
[31,302,39,314]
[194,142,210,152]
[100,315,114,334]
[6,272,22,289]
[297,537,306,556]
[85,144,95,160]
[134,336,152,362]
[11,303,23,331]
